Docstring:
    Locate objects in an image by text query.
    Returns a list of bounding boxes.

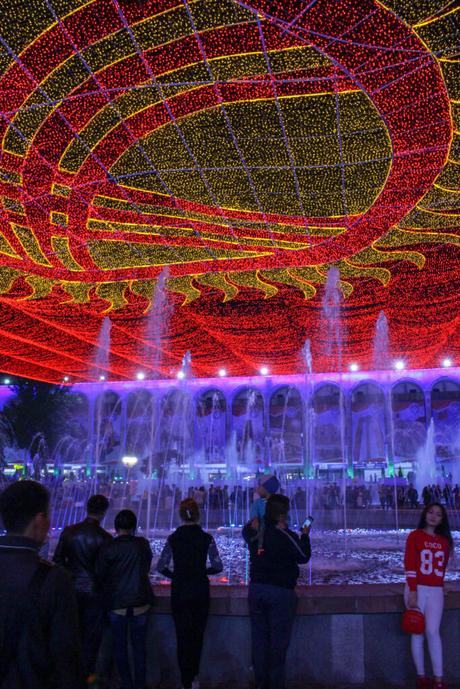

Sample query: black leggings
[171,595,209,689]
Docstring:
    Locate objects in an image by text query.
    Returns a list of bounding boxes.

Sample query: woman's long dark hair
[418,502,453,550]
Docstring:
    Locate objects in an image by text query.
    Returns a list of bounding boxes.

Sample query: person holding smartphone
[404,502,453,689]
[243,494,311,689]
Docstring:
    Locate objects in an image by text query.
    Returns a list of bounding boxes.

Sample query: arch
[430,377,460,463]
[231,387,265,468]
[351,382,385,464]
[312,382,342,414]
[195,388,227,464]
[231,387,264,417]
[269,385,303,465]
[157,388,193,467]
[125,389,155,464]
[312,382,344,463]
[93,390,122,464]
[196,388,227,416]
[431,377,460,402]
[391,380,426,460]
[160,387,192,416]
[94,389,122,418]
[126,388,154,418]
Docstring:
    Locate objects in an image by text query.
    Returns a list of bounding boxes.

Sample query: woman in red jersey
[404,502,453,689]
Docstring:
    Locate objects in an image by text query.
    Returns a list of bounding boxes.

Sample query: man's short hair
[0,480,49,533]
[86,494,109,516]
[265,494,290,524]
[114,509,137,532]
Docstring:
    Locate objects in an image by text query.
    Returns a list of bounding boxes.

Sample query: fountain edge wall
[96,582,460,687]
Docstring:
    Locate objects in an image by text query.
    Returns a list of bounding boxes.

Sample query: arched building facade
[1,368,459,480]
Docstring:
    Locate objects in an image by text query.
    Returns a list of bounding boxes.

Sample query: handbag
[401,607,425,634]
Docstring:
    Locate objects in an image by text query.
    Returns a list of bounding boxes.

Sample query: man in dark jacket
[0,480,83,689]
[96,509,154,689]
[53,493,112,680]
[243,494,311,689]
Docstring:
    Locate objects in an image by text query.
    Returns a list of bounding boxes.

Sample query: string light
[0,0,455,381]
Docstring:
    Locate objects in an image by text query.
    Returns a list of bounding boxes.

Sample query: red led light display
[0,0,457,382]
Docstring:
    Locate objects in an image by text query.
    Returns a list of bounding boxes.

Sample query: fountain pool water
[42,525,460,587]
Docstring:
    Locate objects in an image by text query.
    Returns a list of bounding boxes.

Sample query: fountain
[93,316,111,380]
[321,266,345,372]
[373,311,390,370]
[415,418,438,499]
[181,351,192,379]
[145,267,172,378]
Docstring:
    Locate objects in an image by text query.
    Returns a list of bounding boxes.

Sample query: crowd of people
[2,468,460,517]
[0,471,455,689]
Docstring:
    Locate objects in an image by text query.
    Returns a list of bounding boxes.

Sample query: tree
[1,380,73,458]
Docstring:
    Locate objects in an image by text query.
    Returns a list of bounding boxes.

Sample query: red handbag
[401,608,425,634]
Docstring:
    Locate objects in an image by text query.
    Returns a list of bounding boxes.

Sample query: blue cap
[260,474,280,494]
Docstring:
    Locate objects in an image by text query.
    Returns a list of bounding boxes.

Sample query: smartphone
[302,515,314,528]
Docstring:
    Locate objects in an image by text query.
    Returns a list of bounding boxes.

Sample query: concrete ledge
[98,584,460,688]
[152,581,460,615]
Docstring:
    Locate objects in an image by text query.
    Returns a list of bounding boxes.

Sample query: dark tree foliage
[1,380,73,453]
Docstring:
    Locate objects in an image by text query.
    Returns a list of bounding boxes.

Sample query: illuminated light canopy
[177,370,186,380]
[136,372,146,381]
[394,360,406,371]
[260,366,269,376]
[0,0,456,382]
[349,363,359,372]
[99,375,106,381]
[441,358,453,368]
[218,369,227,377]
[4,378,11,385]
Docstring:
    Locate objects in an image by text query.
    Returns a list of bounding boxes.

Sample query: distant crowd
[1,471,460,517]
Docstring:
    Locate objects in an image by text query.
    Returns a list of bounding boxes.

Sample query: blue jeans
[76,592,105,679]
[248,583,297,689]
[108,609,148,689]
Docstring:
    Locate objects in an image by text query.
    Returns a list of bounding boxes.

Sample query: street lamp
[121,456,138,508]
[122,456,138,469]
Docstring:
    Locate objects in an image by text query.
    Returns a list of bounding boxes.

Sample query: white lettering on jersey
[420,548,445,576]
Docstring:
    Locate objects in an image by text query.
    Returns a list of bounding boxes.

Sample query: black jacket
[0,536,83,689]
[157,524,223,600]
[53,516,112,594]
[96,535,155,610]
[242,522,311,589]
